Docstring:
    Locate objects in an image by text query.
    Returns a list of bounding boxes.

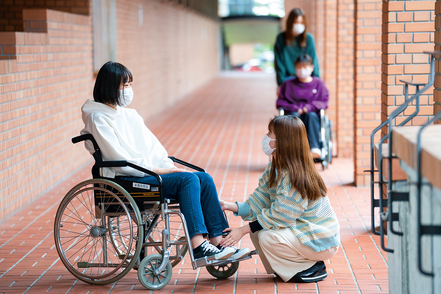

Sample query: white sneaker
[311,148,321,159]
[231,247,251,260]
[215,246,235,259]
[217,245,250,260]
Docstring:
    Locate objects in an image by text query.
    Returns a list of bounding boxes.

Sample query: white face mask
[296,67,312,79]
[119,87,133,107]
[262,134,276,156]
[293,24,305,35]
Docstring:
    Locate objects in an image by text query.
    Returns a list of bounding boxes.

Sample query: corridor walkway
[0,72,388,293]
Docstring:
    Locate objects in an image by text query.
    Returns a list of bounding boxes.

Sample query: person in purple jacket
[276,54,329,158]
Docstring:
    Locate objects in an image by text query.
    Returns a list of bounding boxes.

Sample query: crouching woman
[220,115,340,283]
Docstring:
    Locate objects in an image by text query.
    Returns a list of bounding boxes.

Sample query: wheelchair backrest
[72,134,165,209]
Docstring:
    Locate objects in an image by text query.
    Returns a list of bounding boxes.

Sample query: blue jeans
[286,112,320,149]
[119,172,228,240]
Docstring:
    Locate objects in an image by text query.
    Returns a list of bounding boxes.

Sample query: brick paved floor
[0,72,388,293]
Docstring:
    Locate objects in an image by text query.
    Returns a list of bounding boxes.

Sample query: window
[92,0,117,73]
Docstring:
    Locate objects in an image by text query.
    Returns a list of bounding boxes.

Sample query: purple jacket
[276,77,329,115]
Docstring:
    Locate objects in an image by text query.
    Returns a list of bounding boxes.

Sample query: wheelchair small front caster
[206,261,239,279]
[138,254,172,290]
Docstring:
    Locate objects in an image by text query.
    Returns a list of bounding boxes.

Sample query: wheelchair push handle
[72,134,100,152]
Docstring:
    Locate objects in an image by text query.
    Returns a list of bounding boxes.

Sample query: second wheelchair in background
[277,54,332,170]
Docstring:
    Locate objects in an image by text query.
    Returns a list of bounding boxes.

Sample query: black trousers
[285,111,320,149]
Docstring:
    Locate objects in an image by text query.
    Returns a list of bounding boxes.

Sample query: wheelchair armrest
[169,157,205,172]
[96,160,162,184]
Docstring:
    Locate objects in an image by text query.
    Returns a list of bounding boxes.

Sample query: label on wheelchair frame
[133,182,150,190]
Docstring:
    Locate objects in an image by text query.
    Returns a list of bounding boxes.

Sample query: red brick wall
[116,0,220,118]
[354,0,382,186]
[381,0,435,133]
[0,0,89,32]
[0,1,220,221]
[0,9,93,221]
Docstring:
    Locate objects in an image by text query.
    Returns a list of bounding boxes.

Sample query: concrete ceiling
[221,16,281,46]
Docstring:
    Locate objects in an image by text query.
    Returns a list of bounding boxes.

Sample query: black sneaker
[290,261,327,283]
[216,244,251,260]
[193,241,235,260]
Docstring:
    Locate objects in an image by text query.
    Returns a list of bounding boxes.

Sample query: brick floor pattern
[0,73,388,293]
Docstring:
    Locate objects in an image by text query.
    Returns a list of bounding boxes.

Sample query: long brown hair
[268,115,327,201]
[285,8,307,47]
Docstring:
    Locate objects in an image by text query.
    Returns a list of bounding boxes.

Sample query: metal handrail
[416,110,441,277]
[368,52,435,252]
[386,54,435,237]
[368,82,420,240]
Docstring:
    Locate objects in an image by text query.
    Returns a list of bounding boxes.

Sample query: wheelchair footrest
[193,250,258,268]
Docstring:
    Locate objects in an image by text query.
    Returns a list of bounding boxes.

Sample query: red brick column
[314,0,325,70]
[381,0,435,133]
[435,0,441,117]
[284,0,351,160]
[324,0,338,157]
[354,0,382,186]
[337,0,355,157]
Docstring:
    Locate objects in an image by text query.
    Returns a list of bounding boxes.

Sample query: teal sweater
[274,32,320,86]
[236,164,340,252]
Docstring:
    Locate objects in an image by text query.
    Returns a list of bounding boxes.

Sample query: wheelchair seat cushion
[96,176,179,210]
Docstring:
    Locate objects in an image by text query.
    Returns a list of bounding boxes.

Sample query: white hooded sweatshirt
[81,99,174,178]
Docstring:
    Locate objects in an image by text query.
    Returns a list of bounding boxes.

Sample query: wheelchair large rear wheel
[326,120,333,165]
[54,179,143,285]
[321,115,333,170]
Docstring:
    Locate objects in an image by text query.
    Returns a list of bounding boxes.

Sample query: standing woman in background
[274,8,320,94]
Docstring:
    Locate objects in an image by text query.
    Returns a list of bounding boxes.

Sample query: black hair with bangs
[294,54,313,66]
[93,61,133,106]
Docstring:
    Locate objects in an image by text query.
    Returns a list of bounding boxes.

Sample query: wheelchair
[279,108,333,170]
[53,134,254,290]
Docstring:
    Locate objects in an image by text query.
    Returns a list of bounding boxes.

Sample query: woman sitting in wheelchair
[80,61,250,262]
[276,53,329,159]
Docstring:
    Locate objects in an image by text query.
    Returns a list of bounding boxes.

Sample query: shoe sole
[298,271,327,283]
[231,248,251,260]
[215,247,235,259]
[312,152,321,159]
